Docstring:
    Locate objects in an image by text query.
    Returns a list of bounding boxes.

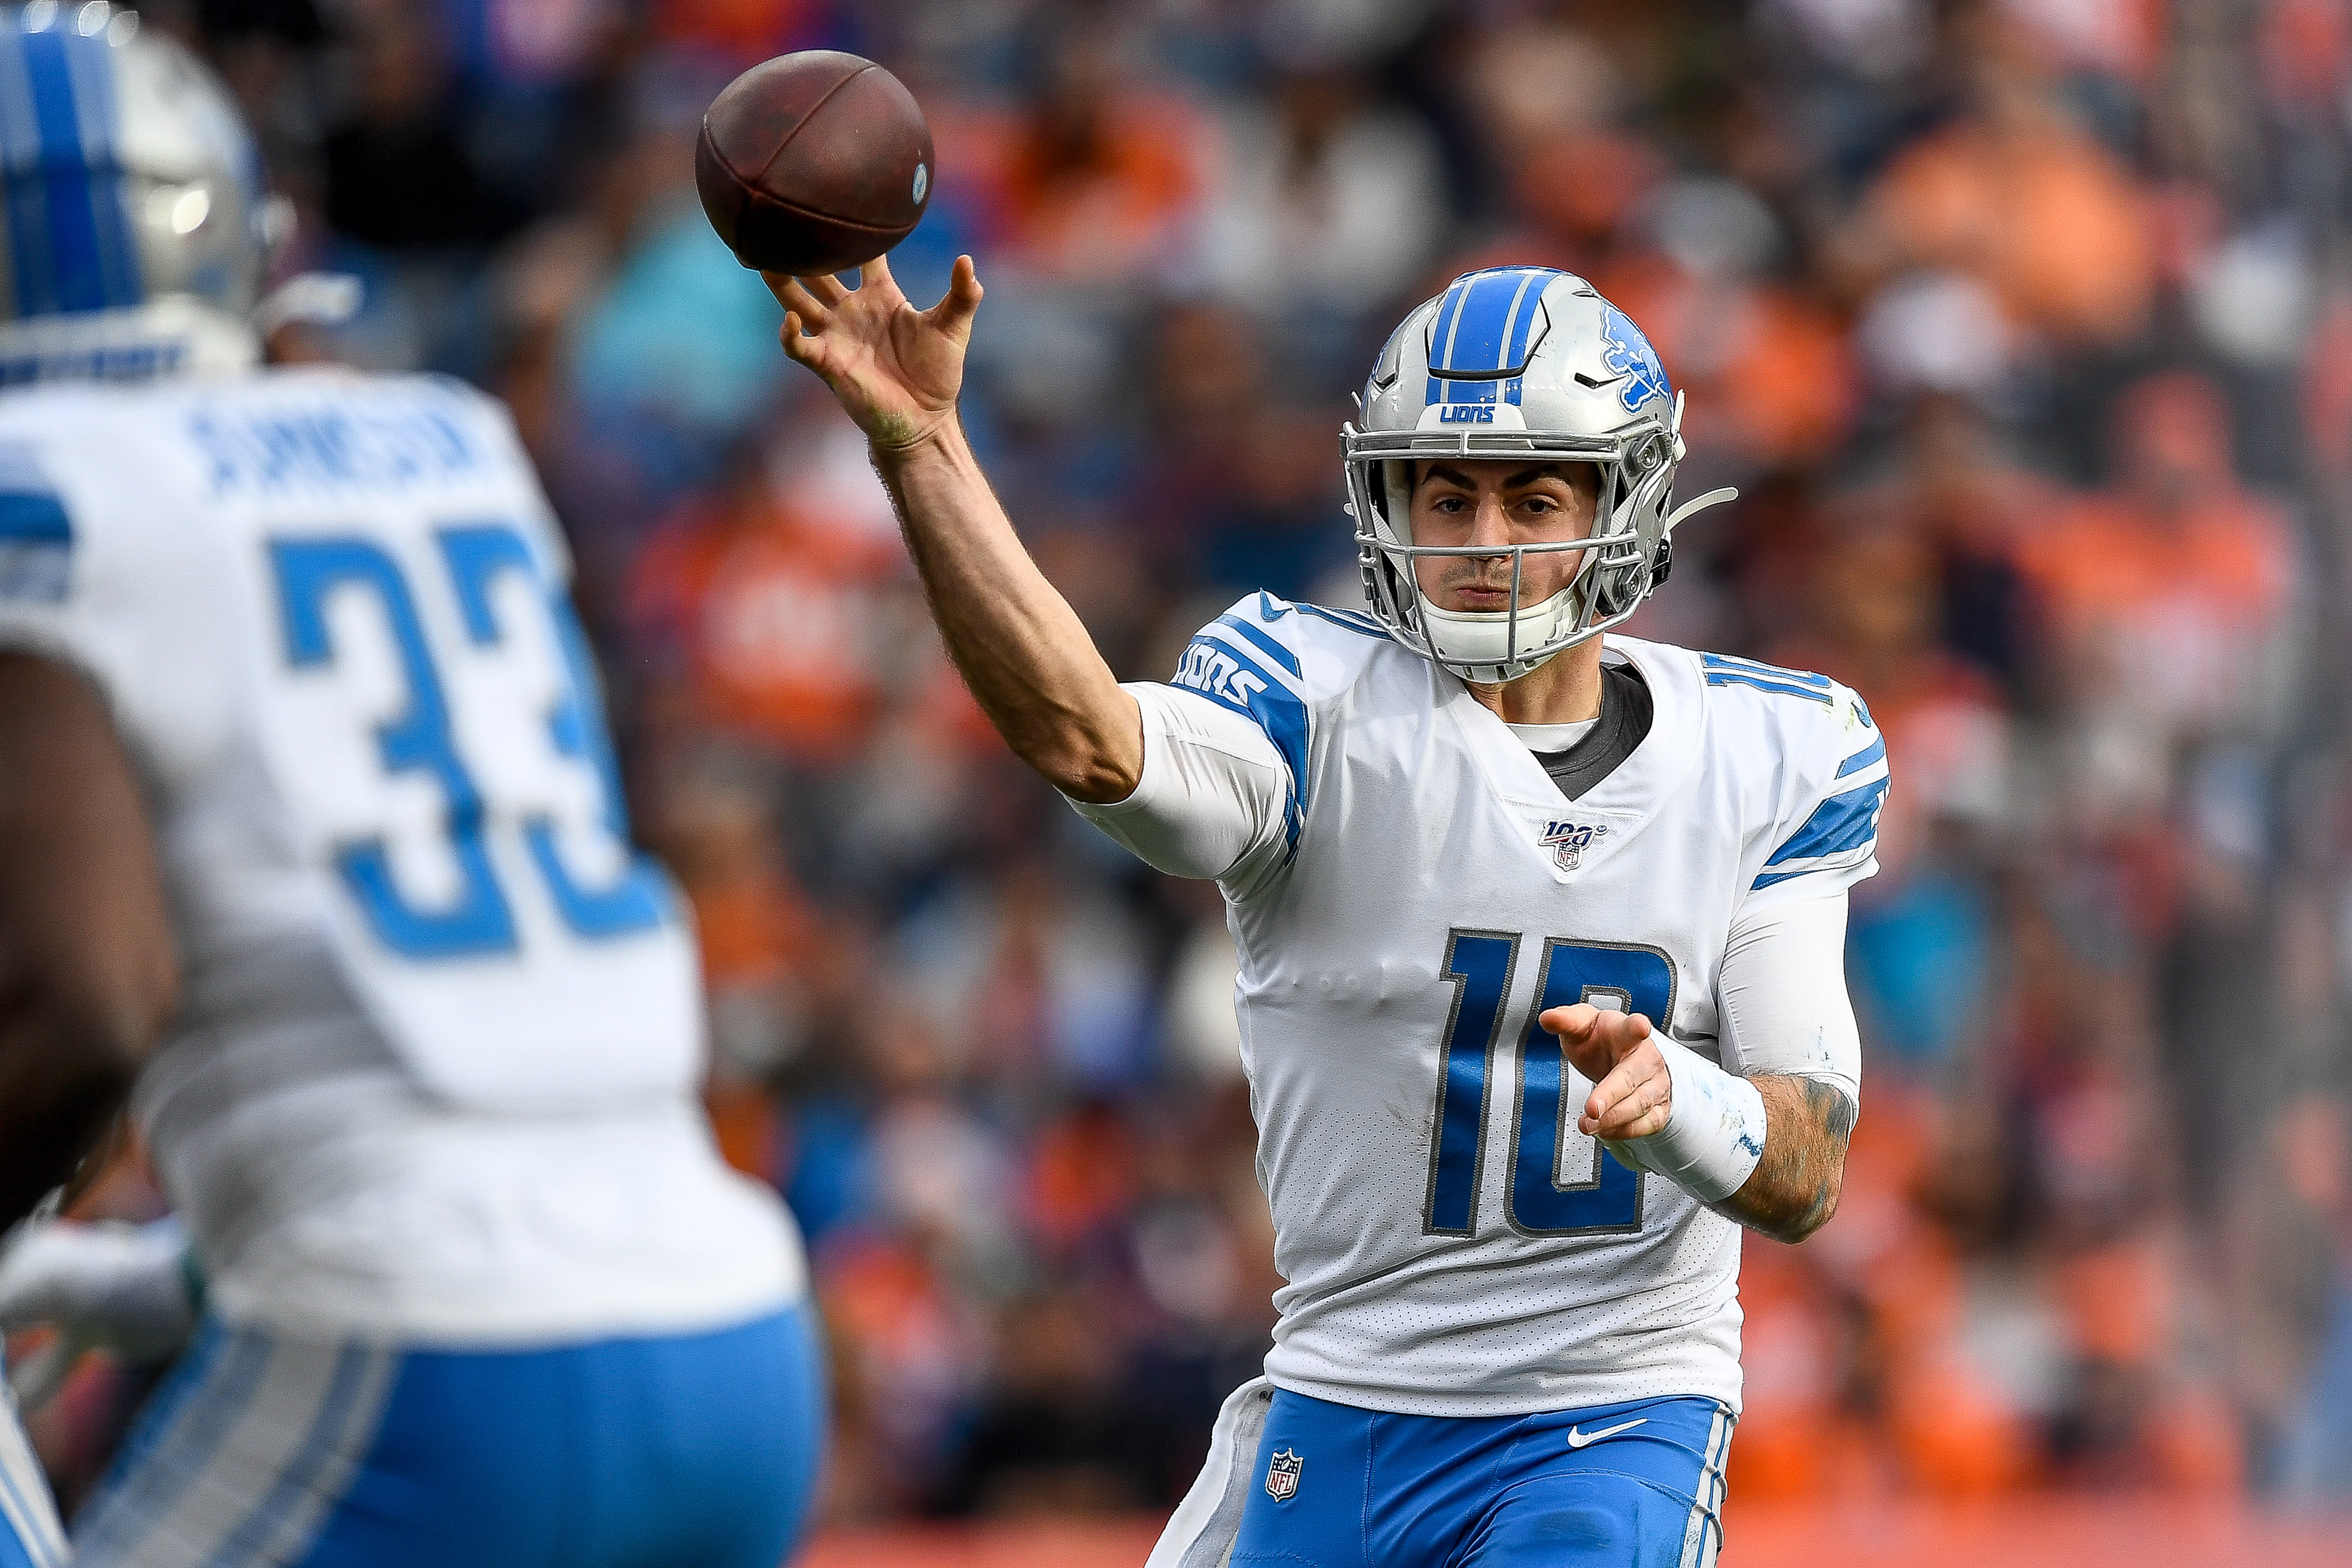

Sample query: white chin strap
[1419,582,1580,684]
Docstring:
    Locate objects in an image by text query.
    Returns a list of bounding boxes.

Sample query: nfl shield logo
[1265,1447,1303,1502]
[1541,819,1608,872]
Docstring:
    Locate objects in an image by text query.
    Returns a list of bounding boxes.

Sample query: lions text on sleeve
[1077,593,1884,1417]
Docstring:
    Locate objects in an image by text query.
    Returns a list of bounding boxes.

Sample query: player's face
[1407,461,1601,614]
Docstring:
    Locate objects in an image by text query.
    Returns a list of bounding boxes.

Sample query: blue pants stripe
[74,1304,827,1568]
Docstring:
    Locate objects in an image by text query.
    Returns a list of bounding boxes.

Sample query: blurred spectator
[1844,6,2154,347]
[628,397,907,765]
[324,1,522,255]
[1195,62,1445,380]
[958,16,1211,287]
[2266,1094,2352,1497]
[2015,371,2295,747]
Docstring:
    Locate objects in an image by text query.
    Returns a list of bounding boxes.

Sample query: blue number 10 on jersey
[1426,932,1674,1238]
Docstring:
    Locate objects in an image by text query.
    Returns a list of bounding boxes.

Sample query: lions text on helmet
[1344,267,1737,684]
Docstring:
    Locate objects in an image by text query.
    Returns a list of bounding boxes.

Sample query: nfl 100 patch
[1541,818,1609,872]
[1264,1446,1303,1502]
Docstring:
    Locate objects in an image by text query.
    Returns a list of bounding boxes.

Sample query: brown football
[695,51,934,277]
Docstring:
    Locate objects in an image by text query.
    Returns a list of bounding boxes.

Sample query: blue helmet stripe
[19,25,141,314]
[1426,268,1565,407]
[1439,272,1507,404]
[1437,268,1559,372]
[0,27,55,317]
[1493,269,1541,368]
[21,26,111,314]
[60,23,140,308]
[1425,277,1469,407]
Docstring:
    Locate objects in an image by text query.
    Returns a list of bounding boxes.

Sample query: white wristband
[1603,1035,1767,1205]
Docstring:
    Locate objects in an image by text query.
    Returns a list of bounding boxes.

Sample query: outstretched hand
[1541,1003,1672,1141]
[764,253,983,452]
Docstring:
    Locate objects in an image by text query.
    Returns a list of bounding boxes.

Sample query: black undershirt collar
[1526,660,1653,803]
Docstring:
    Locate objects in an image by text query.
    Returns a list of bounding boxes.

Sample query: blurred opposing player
[0,8,822,1564]
[772,247,1878,1566]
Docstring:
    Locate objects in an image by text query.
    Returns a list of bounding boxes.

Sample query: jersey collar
[1438,636,1704,875]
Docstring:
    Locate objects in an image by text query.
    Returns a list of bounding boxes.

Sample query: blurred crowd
[84,0,2352,1525]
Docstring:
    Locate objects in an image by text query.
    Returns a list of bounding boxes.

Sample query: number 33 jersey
[0,369,799,1342]
[1075,595,1887,1417]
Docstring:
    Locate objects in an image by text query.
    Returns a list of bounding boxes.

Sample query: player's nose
[1465,491,1514,548]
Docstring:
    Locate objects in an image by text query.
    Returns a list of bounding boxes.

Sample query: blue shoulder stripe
[1756,774,1889,887]
[1705,669,1833,705]
[0,489,69,545]
[1173,634,1308,860]
[0,452,72,602]
[1293,602,1390,639]
[1213,612,1301,676]
[1250,590,1391,641]
[1835,734,1886,778]
[1702,651,1831,691]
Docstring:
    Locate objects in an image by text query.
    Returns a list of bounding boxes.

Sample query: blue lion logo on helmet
[1597,305,1671,414]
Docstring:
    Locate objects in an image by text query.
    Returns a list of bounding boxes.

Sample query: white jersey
[1075,594,1884,1417]
[0,368,801,1343]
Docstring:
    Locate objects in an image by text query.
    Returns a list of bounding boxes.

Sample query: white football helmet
[0,1,293,385]
[1344,266,1735,683]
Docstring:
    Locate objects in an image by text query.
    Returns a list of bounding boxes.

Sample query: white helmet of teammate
[1344,266,1735,684]
[0,1,296,385]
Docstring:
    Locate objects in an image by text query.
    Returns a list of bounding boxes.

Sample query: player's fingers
[1540,1003,1601,1042]
[799,271,851,307]
[767,276,833,329]
[926,255,984,337]
[1589,1009,1654,1066]
[1593,1069,1671,1139]
[1582,1048,1668,1136]
[776,313,825,369]
[860,253,908,307]
[1581,1059,1645,1128]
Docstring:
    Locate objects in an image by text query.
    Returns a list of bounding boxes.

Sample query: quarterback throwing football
[773,255,1880,1567]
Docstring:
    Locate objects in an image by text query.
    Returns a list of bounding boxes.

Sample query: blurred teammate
[0,9,822,1563]
[773,247,1878,1566]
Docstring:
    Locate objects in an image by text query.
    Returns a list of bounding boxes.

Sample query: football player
[770,247,1879,1566]
[0,9,823,1564]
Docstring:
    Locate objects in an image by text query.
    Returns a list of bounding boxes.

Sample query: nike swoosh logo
[1564,1417,1648,1448]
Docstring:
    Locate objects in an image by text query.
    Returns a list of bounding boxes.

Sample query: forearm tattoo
[1719,1074,1856,1242]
